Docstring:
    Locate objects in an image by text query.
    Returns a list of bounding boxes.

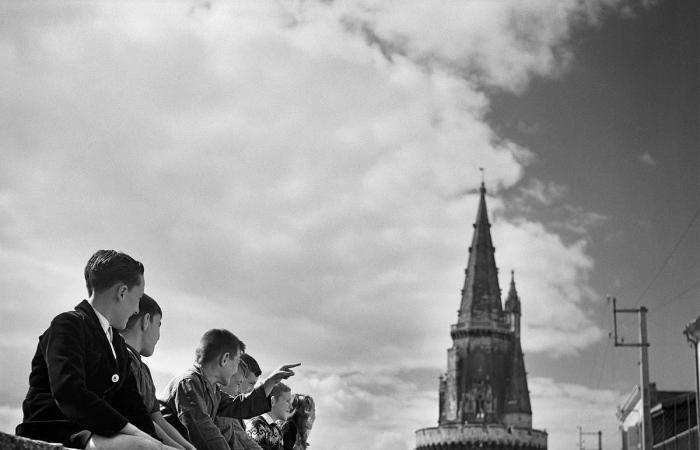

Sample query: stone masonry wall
[0,432,78,450]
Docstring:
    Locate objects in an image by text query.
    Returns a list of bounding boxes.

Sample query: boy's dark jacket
[16,300,157,444]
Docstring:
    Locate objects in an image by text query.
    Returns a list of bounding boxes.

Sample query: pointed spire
[505,270,521,315]
[458,181,502,322]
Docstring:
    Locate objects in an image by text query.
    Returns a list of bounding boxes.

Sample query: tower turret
[504,270,521,338]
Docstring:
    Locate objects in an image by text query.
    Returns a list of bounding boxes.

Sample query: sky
[0,1,697,449]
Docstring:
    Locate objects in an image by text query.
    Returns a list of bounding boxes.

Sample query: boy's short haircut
[195,329,246,365]
[84,250,144,296]
[124,294,163,331]
[240,353,262,377]
[270,382,291,399]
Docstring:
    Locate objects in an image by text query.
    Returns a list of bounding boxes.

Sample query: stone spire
[503,270,531,425]
[504,270,521,315]
[458,182,502,322]
[505,270,522,337]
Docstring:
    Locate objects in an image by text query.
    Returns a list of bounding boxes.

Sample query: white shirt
[89,303,117,360]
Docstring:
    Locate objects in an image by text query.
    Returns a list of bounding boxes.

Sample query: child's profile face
[239,372,258,395]
[141,313,161,357]
[223,366,246,394]
[271,390,293,421]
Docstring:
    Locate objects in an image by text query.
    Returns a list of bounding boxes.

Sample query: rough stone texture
[416,425,547,449]
[0,432,78,450]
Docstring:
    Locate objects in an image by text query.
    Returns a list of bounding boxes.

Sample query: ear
[117,284,128,301]
[141,313,151,331]
[219,352,230,367]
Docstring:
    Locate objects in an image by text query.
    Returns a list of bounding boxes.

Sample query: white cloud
[275,369,437,450]
[517,178,569,206]
[493,218,605,355]
[555,205,608,235]
[639,152,657,166]
[0,0,638,447]
[530,377,622,450]
[337,0,627,93]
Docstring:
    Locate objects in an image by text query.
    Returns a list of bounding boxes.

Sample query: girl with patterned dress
[281,394,315,450]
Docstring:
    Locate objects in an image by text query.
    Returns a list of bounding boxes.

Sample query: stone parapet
[0,432,78,450]
[415,424,547,450]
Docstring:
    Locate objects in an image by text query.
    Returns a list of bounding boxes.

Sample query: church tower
[416,183,547,450]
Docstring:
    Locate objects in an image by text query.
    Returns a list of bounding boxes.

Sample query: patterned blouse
[247,414,283,450]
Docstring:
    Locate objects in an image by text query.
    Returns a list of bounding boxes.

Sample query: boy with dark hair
[121,294,196,450]
[17,250,179,450]
[160,330,300,450]
[237,354,262,395]
[218,353,264,450]
[246,383,292,450]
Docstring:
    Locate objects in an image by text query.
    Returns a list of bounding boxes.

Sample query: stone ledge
[415,424,547,449]
[0,432,78,450]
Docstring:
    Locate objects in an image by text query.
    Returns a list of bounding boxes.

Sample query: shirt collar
[125,343,142,361]
[89,302,112,335]
[192,363,218,393]
[262,413,277,425]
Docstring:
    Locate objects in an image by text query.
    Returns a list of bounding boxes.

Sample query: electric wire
[655,279,700,313]
[634,205,700,304]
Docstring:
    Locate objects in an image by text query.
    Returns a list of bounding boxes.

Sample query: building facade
[415,183,547,450]
[618,383,698,450]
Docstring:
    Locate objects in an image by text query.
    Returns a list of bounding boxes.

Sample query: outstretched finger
[281,363,302,370]
[281,369,294,378]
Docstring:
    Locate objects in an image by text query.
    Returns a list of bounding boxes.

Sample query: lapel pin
[112,374,119,383]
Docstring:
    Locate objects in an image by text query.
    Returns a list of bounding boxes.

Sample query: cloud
[554,205,608,236]
[517,178,568,206]
[639,152,657,166]
[508,180,607,239]
[530,377,622,450]
[0,0,638,447]
[337,0,629,93]
[275,368,437,450]
[492,218,605,355]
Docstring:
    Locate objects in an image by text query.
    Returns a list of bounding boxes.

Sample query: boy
[16,250,178,450]
[218,354,264,450]
[120,293,196,450]
[160,329,299,450]
[246,383,292,450]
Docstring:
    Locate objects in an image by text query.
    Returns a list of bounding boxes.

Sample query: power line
[656,279,700,313]
[634,206,700,304]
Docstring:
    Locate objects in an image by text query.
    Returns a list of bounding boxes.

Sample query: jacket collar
[75,299,120,370]
[192,363,219,395]
[76,299,101,327]
[125,343,142,361]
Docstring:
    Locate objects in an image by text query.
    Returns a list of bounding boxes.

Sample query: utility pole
[577,426,602,450]
[610,297,652,450]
